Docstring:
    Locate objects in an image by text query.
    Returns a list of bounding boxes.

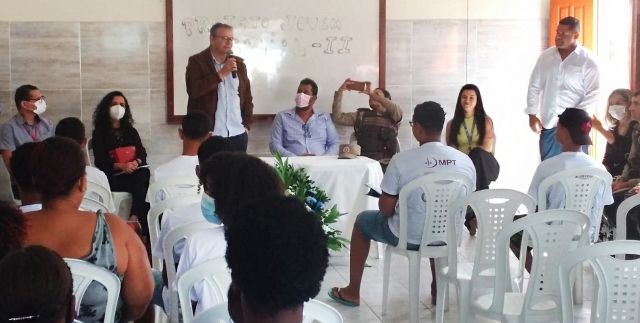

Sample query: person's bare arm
[1,150,12,179]
[445,120,455,148]
[379,193,398,217]
[481,118,495,152]
[591,115,615,144]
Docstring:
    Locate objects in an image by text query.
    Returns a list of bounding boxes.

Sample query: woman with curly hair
[91,91,151,236]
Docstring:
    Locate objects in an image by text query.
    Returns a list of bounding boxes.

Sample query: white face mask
[295,93,312,108]
[609,105,627,121]
[33,99,47,115]
[109,105,126,120]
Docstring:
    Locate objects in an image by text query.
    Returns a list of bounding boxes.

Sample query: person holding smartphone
[332,79,402,171]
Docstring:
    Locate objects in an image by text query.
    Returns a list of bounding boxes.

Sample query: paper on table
[365,183,381,198]
[114,164,150,176]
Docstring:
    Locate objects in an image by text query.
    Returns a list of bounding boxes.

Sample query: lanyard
[461,119,476,152]
[22,124,38,142]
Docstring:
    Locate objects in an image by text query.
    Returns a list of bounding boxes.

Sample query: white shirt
[527,152,614,240]
[153,155,199,202]
[212,56,245,137]
[86,166,111,204]
[174,227,227,314]
[20,204,42,213]
[151,202,207,263]
[525,43,600,129]
[380,142,476,245]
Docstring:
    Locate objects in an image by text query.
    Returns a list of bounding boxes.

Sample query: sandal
[328,288,359,307]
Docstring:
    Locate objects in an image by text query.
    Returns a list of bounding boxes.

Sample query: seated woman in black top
[592,88,635,177]
[92,91,151,236]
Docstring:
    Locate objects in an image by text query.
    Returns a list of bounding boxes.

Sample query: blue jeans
[540,127,588,161]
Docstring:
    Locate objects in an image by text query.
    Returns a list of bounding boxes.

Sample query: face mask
[295,93,312,108]
[109,105,125,120]
[33,99,47,115]
[200,193,222,225]
[609,105,627,121]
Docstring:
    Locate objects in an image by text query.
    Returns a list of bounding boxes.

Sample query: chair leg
[573,261,584,305]
[377,242,384,259]
[435,276,448,323]
[408,253,421,323]
[381,248,392,316]
[458,282,472,323]
[590,274,598,323]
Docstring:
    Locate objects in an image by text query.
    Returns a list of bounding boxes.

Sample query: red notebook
[109,146,137,163]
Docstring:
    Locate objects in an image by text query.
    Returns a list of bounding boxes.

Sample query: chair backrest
[148,194,202,270]
[191,300,343,323]
[146,175,200,206]
[488,209,590,320]
[446,189,536,281]
[85,180,116,213]
[79,197,110,213]
[164,220,220,323]
[614,193,640,241]
[559,240,640,323]
[537,166,613,243]
[397,172,474,252]
[177,258,231,323]
[65,258,121,323]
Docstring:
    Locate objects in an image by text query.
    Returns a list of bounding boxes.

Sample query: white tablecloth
[260,156,384,240]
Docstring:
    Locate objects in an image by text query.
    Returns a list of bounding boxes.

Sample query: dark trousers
[228,132,248,153]
[110,168,151,234]
[604,190,640,240]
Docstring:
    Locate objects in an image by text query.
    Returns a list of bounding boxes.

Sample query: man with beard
[332,79,402,171]
[270,78,340,156]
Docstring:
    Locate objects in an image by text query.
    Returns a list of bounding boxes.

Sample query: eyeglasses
[302,124,311,138]
[25,96,45,102]
[214,36,235,43]
[409,121,414,126]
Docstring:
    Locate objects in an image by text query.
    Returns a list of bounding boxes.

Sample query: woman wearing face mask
[91,91,151,240]
[592,89,635,177]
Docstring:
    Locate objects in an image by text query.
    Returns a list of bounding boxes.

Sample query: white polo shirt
[527,151,614,240]
[174,227,227,315]
[380,142,476,245]
[152,155,199,202]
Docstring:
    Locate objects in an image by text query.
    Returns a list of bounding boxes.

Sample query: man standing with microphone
[186,23,253,152]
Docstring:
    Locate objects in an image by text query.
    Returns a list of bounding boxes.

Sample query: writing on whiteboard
[181,15,342,35]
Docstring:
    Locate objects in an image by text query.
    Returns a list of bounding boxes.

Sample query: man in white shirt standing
[154,111,212,183]
[328,101,476,307]
[526,16,600,161]
[55,117,111,203]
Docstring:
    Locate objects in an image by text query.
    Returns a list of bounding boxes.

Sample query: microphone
[227,50,237,79]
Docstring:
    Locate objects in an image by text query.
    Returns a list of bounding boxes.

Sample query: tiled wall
[0,18,547,200]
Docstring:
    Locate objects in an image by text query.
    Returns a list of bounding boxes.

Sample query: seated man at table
[269,78,340,157]
[512,108,614,271]
[328,101,476,307]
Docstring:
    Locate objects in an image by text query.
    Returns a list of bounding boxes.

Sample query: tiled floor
[316,230,594,322]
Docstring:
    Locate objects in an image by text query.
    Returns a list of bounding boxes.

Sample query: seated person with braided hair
[0,245,76,323]
[225,195,330,323]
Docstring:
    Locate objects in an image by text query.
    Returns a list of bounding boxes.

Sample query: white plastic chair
[85,180,117,213]
[381,172,474,323]
[65,258,121,323]
[614,193,640,242]
[436,189,536,323]
[535,166,613,304]
[148,194,202,270]
[112,192,133,220]
[163,220,220,323]
[146,175,200,206]
[559,240,640,323]
[191,299,343,323]
[177,258,231,323]
[470,209,590,323]
[79,197,110,213]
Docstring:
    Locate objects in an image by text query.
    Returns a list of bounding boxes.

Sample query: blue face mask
[201,193,222,225]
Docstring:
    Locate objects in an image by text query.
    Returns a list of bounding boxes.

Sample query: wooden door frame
[632,0,639,91]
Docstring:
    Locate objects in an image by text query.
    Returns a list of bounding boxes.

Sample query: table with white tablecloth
[260,156,384,242]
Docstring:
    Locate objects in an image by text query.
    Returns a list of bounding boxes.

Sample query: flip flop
[328,288,359,307]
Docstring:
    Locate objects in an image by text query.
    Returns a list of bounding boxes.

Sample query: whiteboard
[168,0,382,117]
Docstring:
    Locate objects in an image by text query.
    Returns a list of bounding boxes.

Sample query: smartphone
[348,81,366,92]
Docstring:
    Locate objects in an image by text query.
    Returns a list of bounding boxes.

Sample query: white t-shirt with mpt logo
[380,142,476,245]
